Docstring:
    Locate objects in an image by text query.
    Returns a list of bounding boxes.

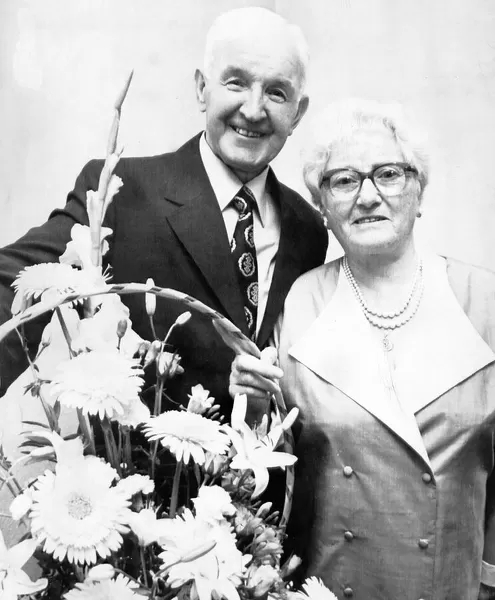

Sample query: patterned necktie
[230,186,259,340]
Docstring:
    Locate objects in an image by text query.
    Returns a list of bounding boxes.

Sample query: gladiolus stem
[55,307,75,358]
[169,459,183,518]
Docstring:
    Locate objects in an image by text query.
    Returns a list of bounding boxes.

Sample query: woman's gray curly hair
[303,99,430,212]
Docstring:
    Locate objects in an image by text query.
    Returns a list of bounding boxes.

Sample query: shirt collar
[199,133,269,226]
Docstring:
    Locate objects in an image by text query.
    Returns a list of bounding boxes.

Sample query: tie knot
[232,186,256,216]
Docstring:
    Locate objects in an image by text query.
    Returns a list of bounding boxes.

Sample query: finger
[233,354,283,380]
[230,369,281,395]
[260,346,278,365]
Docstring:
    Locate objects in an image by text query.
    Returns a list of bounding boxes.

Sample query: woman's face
[321,126,422,258]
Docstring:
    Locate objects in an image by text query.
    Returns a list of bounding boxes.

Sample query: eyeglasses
[321,162,418,200]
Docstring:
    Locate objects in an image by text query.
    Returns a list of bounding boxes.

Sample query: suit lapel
[163,135,247,331]
[257,174,305,347]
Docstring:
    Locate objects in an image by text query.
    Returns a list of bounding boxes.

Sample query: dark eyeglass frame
[320,162,419,198]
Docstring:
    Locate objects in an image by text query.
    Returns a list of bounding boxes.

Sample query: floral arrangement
[0,74,337,600]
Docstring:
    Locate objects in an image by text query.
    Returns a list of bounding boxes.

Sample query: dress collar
[288,252,495,466]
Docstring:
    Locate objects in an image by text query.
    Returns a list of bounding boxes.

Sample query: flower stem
[140,546,149,588]
[102,417,120,473]
[123,428,133,473]
[169,459,183,518]
[15,328,60,433]
[77,408,96,455]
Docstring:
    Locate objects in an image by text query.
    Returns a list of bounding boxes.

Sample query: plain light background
[1,0,495,556]
[1,0,495,268]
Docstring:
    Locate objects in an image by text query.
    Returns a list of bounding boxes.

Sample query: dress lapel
[288,255,495,467]
[288,264,432,466]
[163,135,247,331]
[391,254,495,414]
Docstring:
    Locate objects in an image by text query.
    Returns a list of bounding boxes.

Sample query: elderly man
[0,7,327,413]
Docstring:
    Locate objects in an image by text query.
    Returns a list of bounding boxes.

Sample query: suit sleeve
[0,159,106,396]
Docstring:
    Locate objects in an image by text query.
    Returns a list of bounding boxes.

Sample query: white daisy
[142,411,230,465]
[29,454,133,565]
[298,577,338,600]
[0,529,47,599]
[11,263,109,315]
[64,573,140,599]
[159,509,250,600]
[49,350,144,420]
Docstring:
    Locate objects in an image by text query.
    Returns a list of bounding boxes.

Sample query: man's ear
[195,69,207,113]
[289,95,309,135]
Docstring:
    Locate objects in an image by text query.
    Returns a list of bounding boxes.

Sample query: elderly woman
[229,100,495,600]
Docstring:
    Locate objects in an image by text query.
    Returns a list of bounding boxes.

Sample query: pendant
[382,334,393,352]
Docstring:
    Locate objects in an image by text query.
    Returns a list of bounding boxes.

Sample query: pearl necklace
[342,256,424,351]
[342,256,422,319]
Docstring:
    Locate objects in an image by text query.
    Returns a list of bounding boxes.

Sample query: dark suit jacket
[0,133,328,412]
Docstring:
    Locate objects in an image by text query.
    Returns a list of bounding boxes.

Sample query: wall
[1,0,495,267]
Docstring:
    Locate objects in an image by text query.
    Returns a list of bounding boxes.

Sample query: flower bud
[255,502,273,519]
[87,564,115,581]
[10,491,33,521]
[144,340,162,368]
[157,351,184,378]
[145,278,156,317]
[175,311,191,327]
[116,319,128,340]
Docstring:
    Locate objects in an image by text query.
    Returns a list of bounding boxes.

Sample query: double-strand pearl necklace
[342,255,424,351]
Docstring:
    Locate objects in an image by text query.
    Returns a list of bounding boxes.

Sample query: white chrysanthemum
[64,573,140,599]
[49,350,144,419]
[116,474,154,498]
[193,485,235,524]
[159,509,250,600]
[142,411,230,465]
[127,508,174,546]
[298,577,338,600]
[29,454,133,565]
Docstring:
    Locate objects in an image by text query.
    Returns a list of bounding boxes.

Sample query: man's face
[195,33,309,183]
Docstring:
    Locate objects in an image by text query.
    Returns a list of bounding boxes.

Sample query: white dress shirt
[199,134,281,334]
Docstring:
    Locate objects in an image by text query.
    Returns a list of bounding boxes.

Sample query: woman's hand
[229,346,284,401]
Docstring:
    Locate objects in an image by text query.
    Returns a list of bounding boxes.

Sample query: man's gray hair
[203,7,309,94]
[303,99,430,210]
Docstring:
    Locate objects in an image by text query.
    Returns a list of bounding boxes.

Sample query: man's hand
[229,347,283,401]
